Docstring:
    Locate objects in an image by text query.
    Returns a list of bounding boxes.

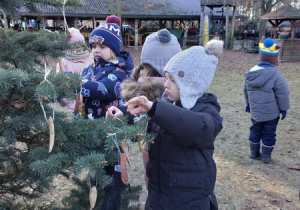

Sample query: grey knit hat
[164,39,224,109]
[141,29,181,76]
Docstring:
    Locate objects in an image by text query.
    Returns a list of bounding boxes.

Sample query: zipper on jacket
[155,130,163,209]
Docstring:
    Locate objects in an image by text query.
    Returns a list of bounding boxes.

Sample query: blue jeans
[249,117,279,147]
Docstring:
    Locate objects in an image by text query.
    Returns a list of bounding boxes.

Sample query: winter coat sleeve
[274,71,290,111]
[81,67,126,100]
[151,99,219,149]
[243,82,249,105]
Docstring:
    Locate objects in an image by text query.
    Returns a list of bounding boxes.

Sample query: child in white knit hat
[108,39,224,209]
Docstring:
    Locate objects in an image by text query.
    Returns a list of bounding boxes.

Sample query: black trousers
[101,166,126,210]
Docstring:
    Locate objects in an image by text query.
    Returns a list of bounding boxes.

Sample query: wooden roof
[260,5,300,21]
[18,0,201,19]
[201,0,236,7]
[12,0,244,20]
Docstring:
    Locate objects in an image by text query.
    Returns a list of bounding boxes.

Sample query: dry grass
[30,48,300,209]
[125,48,300,210]
[211,50,300,210]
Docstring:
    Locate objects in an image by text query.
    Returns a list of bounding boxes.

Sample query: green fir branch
[30,153,69,176]
[73,153,107,173]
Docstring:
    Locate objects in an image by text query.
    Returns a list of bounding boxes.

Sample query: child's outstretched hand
[106,106,123,118]
[125,96,153,115]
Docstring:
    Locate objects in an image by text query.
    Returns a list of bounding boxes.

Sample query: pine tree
[0,1,149,209]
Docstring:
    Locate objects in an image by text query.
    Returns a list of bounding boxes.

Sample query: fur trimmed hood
[121,79,164,102]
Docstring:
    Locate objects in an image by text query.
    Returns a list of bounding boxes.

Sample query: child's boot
[249,142,261,160]
[261,145,274,164]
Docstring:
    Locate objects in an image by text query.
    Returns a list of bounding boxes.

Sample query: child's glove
[245,105,250,113]
[280,110,287,120]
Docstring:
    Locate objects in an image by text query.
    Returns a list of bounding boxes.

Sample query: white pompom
[205,40,224,57]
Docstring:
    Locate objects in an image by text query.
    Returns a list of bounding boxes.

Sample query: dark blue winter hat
[89,15,122,54]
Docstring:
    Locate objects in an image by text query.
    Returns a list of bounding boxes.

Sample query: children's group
[58,14,290,210]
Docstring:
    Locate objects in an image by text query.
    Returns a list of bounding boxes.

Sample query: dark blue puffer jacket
[145,93,222,210]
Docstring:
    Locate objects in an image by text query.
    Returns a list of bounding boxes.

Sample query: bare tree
[258,0,285,40]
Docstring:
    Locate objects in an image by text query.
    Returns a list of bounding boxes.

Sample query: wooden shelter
[201,0,237,48]
[261,5,300,62]
[1,0,244,48]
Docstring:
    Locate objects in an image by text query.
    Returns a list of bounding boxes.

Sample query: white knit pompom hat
[163,39,224,109]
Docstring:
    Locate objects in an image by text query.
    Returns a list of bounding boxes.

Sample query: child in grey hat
[110,39,224,209]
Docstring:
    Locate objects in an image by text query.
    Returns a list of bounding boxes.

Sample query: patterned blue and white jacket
[81,50,134,119]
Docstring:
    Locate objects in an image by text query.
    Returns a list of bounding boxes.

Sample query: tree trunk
[258,0,273,40]
[0,13,9,31]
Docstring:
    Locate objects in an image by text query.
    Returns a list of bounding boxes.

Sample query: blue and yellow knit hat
[259,36,280,65]
[259,37,279,56]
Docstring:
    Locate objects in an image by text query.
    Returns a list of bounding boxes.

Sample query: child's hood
[194,93,221,113]
[121,79,164,102]
[245,67,277,88]
[117,50,134,71]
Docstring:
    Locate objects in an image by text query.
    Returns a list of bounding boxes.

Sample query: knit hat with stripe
[89,15,122,54]
[259,36,280,66]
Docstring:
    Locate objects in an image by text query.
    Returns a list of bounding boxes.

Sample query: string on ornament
[37,64,57,153]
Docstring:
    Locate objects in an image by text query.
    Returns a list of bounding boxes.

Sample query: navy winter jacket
[145,93,222,210]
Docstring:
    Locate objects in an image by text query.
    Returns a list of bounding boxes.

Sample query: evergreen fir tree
[0,1,150,209]
[0,28,71,203]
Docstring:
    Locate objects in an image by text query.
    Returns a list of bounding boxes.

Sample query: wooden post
[289,20,300,40]
[291,26,295,39]
[41,17,45,29]
[134,19,139,49]
[183,20,189,47]
[199,5,204,46]
[229,6,236,49]
[272,20,279,39]
[225,5,229,49]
